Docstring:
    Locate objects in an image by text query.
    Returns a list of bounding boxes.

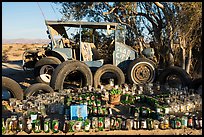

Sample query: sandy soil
[2,44,202,135]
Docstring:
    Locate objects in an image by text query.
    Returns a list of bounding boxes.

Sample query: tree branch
[154,2,164,9]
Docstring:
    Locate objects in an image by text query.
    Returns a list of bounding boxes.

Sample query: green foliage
[55,2,202,75]
[110,89,122,95]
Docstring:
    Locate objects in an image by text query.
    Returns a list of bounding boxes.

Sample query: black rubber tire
[34,56,61,84]
[127,58,157,84]
[189,77,202,90]
[158,66,192,88]
[50,60,93,90]
[2,76,24,100]
[24,83,54,98]
[94,64,125,88]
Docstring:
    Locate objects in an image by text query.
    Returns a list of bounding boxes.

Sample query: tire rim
[131,62,155,84]
[39,65,55,83]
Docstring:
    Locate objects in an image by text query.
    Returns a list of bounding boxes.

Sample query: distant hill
[2,39,50,44]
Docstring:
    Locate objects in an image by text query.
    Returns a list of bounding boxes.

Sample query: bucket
[110,94,121,105]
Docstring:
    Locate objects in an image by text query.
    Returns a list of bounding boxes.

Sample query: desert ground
[2,43,202,135]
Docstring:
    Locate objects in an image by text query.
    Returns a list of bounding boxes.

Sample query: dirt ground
[2,44,202,135]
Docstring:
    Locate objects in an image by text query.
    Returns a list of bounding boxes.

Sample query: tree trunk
[180,37,186,70]
[185,47,192,74]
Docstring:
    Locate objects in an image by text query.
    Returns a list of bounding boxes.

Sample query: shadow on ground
[2,60,36,90]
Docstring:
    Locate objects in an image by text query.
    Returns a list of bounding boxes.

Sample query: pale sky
[2,2,62,39]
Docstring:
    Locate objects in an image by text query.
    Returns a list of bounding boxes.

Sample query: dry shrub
[12,53,21,57]
[9,45,13,49]
[22,44,28,49]
[2,51,8,62]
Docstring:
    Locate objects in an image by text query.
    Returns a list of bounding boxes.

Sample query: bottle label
[85,124,90,131]
[19,123,23,130]
[188,118,193,126]
[28,123,32,130]
[54,123,59,131]
[199,119,202,128]
[44,123,49,132]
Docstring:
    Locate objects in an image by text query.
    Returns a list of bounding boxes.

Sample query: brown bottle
[25,116,32,134]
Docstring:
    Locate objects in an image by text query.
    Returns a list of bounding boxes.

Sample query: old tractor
[22,20,191,90]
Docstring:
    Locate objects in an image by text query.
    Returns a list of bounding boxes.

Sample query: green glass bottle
[98,117,104,131]
[52,119,59,133]
[2,118,6,135]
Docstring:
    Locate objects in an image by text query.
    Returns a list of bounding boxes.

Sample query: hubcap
[131,62,155,84]
[39,65,55,83]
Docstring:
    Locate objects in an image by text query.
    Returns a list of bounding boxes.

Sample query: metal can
[2,118,6,134]
[126,117,134,130]
[98,117,104,131]
[121,116,127,130]
[163,106,170,114]
[175,117,182,129]
[147,118,154,130]
[52,119,59,133]
[91,117,98,129]
[34,119,41,133]
[110,116,116,130]
[44,118,50,133]
[198,117,202,129]
[164,116,169,129]
[181,115,188,129]
[103,107,109,116]
[104,117,110,130]
[133,118,140,130]
[84,119,91,132]
[75,121,82,132]
[11,115,18,132]
[98,106,103,116]
[96,99,101,107]
[193,116,200,129]
[187,115,193,128]
[140,118,147,129]
[159,119,165,130]
[68,120,75,132]
[18,116,24,132]
[153,120,159,129]
[26,117,32,134]
[169,116,176,129]
[93,106,98,116]
[115,115,122,130]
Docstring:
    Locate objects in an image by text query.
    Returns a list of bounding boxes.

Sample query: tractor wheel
[25,83,54,98]
[158,66,192,88]
[127,58,156,84]
[34,56,61,84]
[50,60,93,90]
[2,76,24,100]
[94,64,125,88]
